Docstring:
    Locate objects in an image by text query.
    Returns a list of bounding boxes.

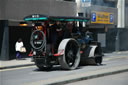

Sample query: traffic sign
[92,13,96,22]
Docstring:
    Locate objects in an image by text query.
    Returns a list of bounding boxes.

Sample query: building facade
[76,0,128,28]
[0,0,77,60]
[0,0,76,20]
[0,0,128,60]
[76,0,128,52]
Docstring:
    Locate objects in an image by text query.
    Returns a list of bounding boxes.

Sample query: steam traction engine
[24,14,103,70]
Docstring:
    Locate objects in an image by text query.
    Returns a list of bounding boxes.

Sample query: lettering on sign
[91,11,114,24]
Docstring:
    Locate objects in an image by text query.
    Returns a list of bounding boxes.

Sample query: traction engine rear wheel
[58,39,80,70]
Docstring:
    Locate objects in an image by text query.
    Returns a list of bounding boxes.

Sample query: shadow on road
[33,64,106,72]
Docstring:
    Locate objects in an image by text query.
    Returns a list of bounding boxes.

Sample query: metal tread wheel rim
[58,39,80,70]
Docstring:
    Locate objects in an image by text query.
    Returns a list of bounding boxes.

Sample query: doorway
[9,26,32,59]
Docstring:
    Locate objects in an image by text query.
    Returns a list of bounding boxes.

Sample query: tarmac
[0,51,128,85]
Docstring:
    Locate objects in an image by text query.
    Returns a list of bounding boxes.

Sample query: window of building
[78,13,84,17]
[56,0,75,2]
[64,0,75,2]
[91,0,116,8]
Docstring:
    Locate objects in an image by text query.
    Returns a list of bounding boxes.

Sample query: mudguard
[80,45,101,65]
[88,45,97,57]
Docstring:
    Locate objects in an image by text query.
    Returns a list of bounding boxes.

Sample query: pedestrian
[15,38,24,60]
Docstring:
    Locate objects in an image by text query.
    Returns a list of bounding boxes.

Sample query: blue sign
[92,13,96,22]
[109,14,113,23]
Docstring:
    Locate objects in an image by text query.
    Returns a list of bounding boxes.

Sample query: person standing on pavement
[15,38,24,59]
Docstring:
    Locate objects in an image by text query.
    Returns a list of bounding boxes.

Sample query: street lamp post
[117,0,125,28]
[116,0,125,51]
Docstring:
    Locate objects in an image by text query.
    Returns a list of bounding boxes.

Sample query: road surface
[0,53,128,85]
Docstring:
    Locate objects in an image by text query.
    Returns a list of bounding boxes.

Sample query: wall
[49,0,76,16]
[0,1,1,19]
[0,20,9,60]
[0,0,76,20]
[0,21,4,56]
[119,29,128,51]
[104,28,128,53]
[0,0,6,20]
[105,28,117,52]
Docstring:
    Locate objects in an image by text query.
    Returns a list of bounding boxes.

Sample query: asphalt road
[0,54,128,85]
[65,72,128,85]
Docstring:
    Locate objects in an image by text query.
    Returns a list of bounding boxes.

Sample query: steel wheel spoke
[65,41,78,67]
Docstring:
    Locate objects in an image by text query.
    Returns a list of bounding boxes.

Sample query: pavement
[0,58,34,69]
[0,51,128,85]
